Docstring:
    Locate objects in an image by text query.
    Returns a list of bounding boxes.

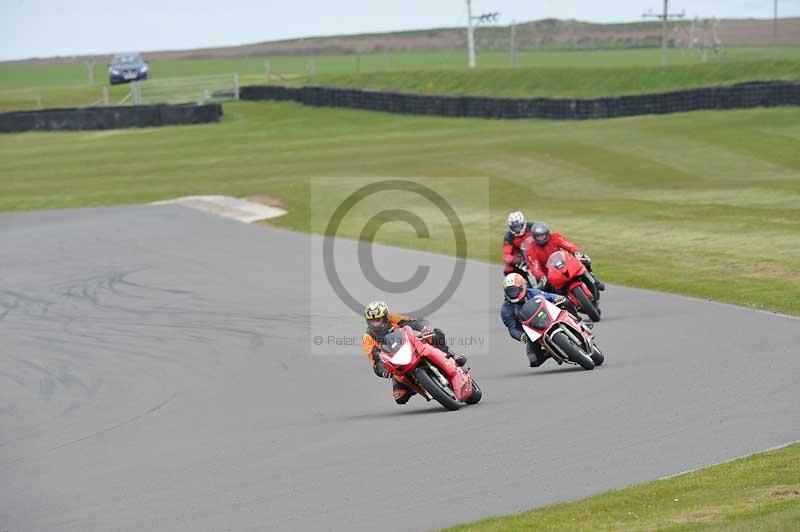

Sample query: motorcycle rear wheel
[414,365,462,411]
[552,332,595,370]
[572,286,601,322]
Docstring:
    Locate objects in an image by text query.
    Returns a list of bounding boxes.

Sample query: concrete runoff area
[150,195,287,223]
[1,205,798,532]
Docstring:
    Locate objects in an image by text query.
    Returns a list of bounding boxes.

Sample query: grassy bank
[303,60,800,99]
[2,48,800,111]
[4,48,800,90]
[445,443,800,531]
[3,58,799,112]
[1,101,798,315]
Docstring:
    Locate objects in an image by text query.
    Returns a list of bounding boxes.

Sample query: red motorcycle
[542,250,602,322]
[519,295,605,370]
[379,326,482,411]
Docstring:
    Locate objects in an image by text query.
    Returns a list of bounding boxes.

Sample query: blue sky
[2,1,798,61]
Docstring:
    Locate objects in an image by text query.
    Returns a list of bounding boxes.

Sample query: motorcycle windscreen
[543,299,562,320]
[390,342,414,366]
[546,250,568,270]
[381,329,414,365]
[381,329,404,353]
[520,297,547,341]
[517,297,543,322]
[529,308,552,329]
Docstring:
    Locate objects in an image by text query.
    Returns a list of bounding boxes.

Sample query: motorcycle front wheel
[552,332,595,370]
[414,365,462,411]
[591,346,605,366]
[572,285,601,323]
[464,377,482,405]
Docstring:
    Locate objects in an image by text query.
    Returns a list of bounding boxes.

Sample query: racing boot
[434,329,467,367]
[527,345,548,368]
[529,352,551,368]
[449,352,468,367]
[595,280,606,291]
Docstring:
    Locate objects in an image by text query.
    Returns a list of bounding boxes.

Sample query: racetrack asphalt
[1,205,798,532]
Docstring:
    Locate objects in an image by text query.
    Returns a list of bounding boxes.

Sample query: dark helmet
[531,222,551,247]
[503,273,528,303]
[507,211,526,237]
[364,300,391,337]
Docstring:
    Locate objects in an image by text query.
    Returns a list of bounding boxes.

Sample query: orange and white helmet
[503,273,528,303]
[507,211,526,236]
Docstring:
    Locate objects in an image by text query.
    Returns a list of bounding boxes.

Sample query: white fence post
[86,60,95,86]
[131,81,141,105]
[233,73,240,100]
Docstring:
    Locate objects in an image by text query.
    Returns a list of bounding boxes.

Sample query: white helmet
[507,211,526,236]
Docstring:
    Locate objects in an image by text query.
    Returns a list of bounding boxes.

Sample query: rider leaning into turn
[523,222,606,292]
[500,273,590,368]
[362,301,466,404]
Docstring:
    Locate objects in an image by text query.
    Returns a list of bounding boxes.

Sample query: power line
[643,1,685,66]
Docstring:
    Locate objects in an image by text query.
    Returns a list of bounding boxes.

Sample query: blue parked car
[108,53,149,85]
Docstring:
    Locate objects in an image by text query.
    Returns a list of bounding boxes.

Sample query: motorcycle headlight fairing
[390,341,413,366]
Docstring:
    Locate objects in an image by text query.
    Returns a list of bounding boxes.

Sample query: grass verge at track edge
[442,442,800,532]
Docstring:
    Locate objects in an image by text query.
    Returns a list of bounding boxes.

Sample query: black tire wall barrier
[240,82,800,120]
[0,103,223,133]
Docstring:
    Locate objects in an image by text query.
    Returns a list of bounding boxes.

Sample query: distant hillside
[8,17,800,65]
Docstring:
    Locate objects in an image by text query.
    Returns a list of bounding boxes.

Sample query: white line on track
[658,439,800,480]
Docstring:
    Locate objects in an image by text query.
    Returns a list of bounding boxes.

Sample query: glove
[536,276,548,289]
[373,361,391,379]
[575,252,591,262]
[553,294,567,306]
[419,325,433,338]
[520,333,528,344]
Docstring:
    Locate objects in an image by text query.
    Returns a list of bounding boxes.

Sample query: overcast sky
[2,1,798,61]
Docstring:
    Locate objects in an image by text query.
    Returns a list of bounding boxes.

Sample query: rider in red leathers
[502,211,534,277]
[524,222,606,292]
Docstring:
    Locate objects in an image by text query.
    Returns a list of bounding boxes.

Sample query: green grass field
[4,47,800,89]
[444,443,800,531]
[304,60,800,98]
[1,101,798,315]
[2,47,799,110]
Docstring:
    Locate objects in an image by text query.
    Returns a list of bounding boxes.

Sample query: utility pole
[774,0,779,52]
[774,0,778,40]
[467,0,476,68]
[465,1,499,68]
[643,1,685,66]
[510,20,518,67]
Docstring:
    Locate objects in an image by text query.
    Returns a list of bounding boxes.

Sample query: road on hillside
[1,205,798,531]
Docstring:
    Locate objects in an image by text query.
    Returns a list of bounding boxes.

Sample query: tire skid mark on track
[49,392,178,452]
